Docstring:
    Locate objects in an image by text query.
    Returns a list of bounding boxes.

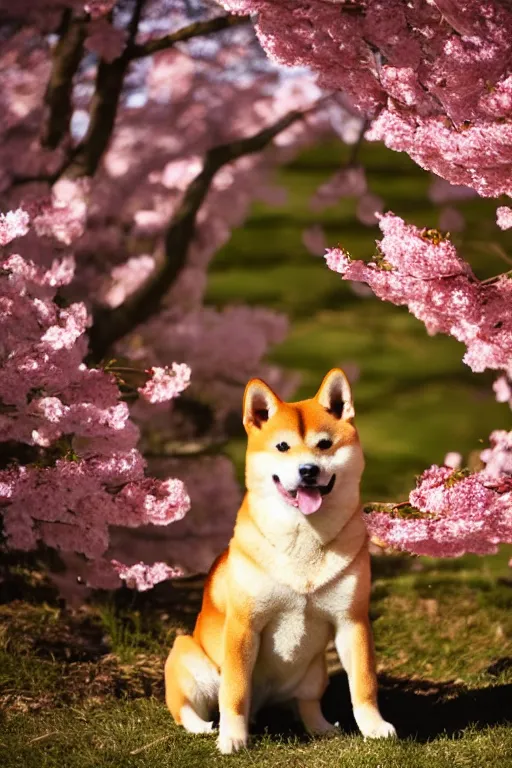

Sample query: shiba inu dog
[165,369,396,753]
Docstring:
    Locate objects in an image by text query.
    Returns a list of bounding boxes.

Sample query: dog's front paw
[362,720,397,739]
[217,731,248,754]
[217,714,248,754]
[353,706,397,740]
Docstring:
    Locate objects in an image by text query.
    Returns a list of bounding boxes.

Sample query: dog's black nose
[299,464,320,481]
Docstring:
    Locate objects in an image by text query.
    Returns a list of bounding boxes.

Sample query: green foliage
[445,468,472,487]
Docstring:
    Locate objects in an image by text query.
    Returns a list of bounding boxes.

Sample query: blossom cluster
[366,435,512,557]
[496,206,512,231]
[0,2,347,590]
[493,375,512,409]
[0,209,30,245]
[326,211,511,559]
[326,213,512,376]
[303,165,384,249]
[2,0,509,584]
[222,0,512,198]
[138,363,191,405]
[0,216,190,589]
[110,454,242,578]
[112,560,184,591]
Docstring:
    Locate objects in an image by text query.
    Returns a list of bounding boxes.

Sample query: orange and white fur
[165,369,396,753]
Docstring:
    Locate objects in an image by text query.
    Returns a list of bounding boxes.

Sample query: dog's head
[243,369,364,517]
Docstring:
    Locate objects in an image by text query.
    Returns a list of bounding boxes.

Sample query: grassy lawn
[1,141,511,766]
[1,548,511,767]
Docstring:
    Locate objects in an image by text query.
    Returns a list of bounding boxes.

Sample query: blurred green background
[206,140,512,501]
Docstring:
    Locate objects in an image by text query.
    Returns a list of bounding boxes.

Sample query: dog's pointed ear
[243,378,281,431]
[314,368,355,421]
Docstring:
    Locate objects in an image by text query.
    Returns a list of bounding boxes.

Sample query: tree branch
[62,54,130,179]
[60,9,250,180]
[128,14,250,60]
[41,9,87,149]
[87,108,305,362]
[61,0,147,179]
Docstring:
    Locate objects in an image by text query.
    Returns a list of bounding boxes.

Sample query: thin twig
[10,171,61,188]
[130,735,170,755]
[28,731,60,744]
[481,268,512,286]
[347,118,369,166]
[486,242,512,268]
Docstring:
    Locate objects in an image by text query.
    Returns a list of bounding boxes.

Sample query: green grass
[2,704,512,768]
[1,550,511,767]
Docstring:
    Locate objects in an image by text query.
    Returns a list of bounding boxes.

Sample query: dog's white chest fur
[251,543,366,707]
[267,601,307,662]
[252,590,329,707]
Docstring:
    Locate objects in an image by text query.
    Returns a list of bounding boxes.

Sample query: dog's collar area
[272,474,336,506]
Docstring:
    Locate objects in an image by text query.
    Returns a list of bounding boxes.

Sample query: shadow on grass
[253,672,512,743]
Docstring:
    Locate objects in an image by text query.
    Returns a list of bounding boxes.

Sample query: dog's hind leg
[294,653,338,736]
[165,634,219,734]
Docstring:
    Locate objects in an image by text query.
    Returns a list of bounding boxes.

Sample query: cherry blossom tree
[0,0,361,592]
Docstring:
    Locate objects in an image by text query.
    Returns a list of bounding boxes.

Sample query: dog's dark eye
[317,439,333,450]
[276,442,290,453]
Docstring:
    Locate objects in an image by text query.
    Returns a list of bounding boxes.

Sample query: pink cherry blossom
[0,208,30,245]
[428,177,476,205]
[101,255,156,308]
[138,363,191,404]
[112,561,185,591]
[366,453,512,557]
[222,0,512,197]
[85,19,127,63]
[444,452,462,470]
[84,1,117,18]
[496,206,512,230]
[493,375,512,408]
[0,236,190,589]
[438,206,465,233]
[33,181,88,246]
[302,225,327,257]
[356,192,385,227]
[2,0,512,594]
[309,167,367,211]
[480,430,512,481]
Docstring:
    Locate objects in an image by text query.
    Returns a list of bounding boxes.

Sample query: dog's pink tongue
[297,487,323,515]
